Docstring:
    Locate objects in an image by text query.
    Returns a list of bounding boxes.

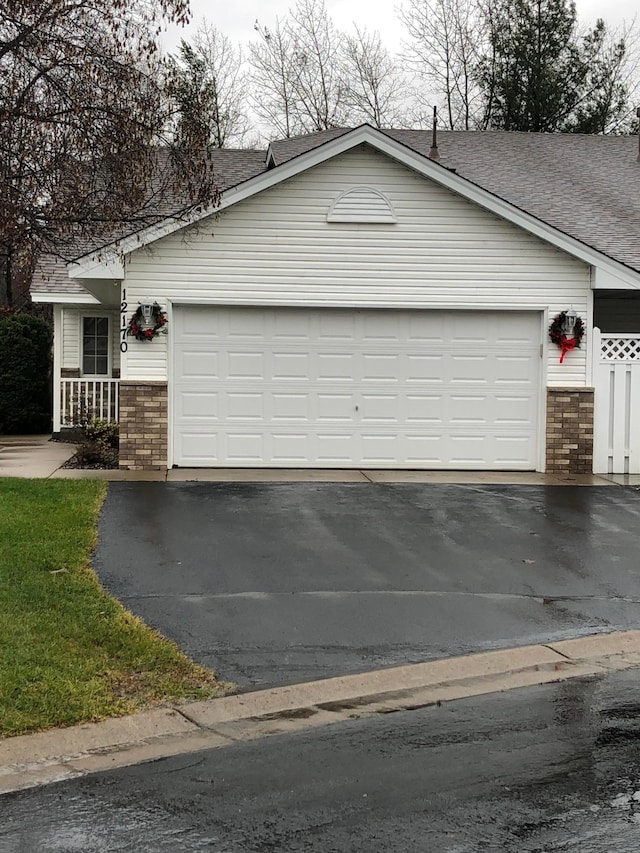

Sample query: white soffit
[68,255,124,279]
[592,266,639,290]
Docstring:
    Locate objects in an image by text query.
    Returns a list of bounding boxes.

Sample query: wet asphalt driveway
[94,483,640,689]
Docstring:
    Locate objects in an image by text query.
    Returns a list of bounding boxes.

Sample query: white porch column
[52,304,62,432]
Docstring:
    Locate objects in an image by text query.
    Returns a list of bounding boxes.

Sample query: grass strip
[0,478,224,737]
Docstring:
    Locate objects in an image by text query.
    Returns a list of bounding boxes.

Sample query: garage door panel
[493,395,538,424]
[495,355,538,383]
[494,434,534,464]
[274,312,311,340]
[406,355,444,383]
[318,313,357,340]
[406,395,444,423]
[361,433,400,463]
[272,434,308,462]
[180,391,219,418]
[177,431,217,462]
[227,308,269,338]
[226,432,264,461]
[227,351,264,380]
[272,393,309,421]
[360,394,398,422]
[316,393,356,422]
[362,354,400,382]
[316,352,355,382]
[405,434,444,464]
[178,351,219,378]
[226,392,264,420]
[273,352,310,379]
[450,355,490,384]
[449,395,488,424]
[316,433,357,462]
[173,308,541,469]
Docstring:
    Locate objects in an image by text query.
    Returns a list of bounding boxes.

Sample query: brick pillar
[546,387,594,474]
[119,381,168,470]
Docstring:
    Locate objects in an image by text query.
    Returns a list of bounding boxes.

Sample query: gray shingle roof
[31,253,87,296]
[267,128,352,165]
[32,128,640,298]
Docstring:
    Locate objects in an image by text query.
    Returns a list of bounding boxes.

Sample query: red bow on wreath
[549,311,584,363]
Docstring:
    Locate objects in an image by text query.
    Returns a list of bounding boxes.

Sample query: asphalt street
[3,669,640,851]
[93,482,640,688]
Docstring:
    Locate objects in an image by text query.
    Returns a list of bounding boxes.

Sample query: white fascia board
[31,292,100,304]
[69,124,640,289]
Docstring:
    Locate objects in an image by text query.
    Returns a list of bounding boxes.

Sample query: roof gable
[66,125,640,290]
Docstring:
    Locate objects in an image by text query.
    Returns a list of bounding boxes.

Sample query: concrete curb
[3,630,640,794]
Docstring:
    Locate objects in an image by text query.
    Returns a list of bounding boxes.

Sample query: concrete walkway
[3,630,640,795]
[0,435,76,478]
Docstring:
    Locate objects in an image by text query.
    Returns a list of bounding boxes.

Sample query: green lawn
[0,478,225,737]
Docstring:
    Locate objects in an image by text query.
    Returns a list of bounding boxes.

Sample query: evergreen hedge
[0,312,53,434]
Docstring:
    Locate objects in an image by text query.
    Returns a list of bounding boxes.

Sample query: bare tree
[340,26,408,127]
[249,18,302,138]
[169,20,250,148]
[250,0,345,138]
[399,0,485,129]
[0,0,218,307]
[288,0,344,131]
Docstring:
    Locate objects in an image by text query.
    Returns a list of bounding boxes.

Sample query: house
[31,125,640,474]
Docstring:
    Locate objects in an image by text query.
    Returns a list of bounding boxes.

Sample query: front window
[82,316,109,376]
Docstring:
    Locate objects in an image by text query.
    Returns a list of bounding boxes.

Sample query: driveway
[94,483,640,689]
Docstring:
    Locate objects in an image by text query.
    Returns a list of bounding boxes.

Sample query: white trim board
[31,292,99,304]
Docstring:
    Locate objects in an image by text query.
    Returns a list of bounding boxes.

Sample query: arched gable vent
[327,187,396,223]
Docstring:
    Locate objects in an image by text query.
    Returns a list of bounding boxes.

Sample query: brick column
[118,381,168,470]
[546,387,594,474]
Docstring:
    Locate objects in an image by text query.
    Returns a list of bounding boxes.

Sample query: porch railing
[56,379,120,430]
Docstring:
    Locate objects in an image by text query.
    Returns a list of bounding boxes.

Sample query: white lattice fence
[600,336,640,362]
[593,329,640,474]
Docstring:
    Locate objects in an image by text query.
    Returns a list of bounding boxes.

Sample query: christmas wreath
[549,311,584,363]
[127,303,168,341]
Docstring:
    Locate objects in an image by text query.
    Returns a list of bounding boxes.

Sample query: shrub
[74,440,119,468]
[85,418,119,449]
[0,313,52,434]
[70,419,119,468]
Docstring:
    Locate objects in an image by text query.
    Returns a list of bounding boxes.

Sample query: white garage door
[172,307,541,469]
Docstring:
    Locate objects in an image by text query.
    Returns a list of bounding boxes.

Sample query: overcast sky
[161,0,638,54]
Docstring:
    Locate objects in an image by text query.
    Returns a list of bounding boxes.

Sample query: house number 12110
[120,288,128,353]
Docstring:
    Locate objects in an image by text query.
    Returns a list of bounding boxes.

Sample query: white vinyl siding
[61,307,80,369]
[123,144,591,384]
